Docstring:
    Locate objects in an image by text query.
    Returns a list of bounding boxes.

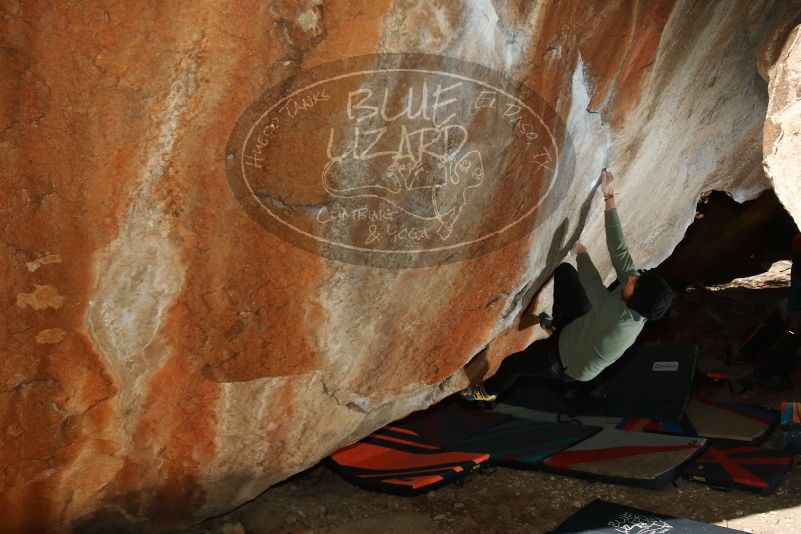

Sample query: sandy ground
[192,458,801,534]
[189,268,801,534]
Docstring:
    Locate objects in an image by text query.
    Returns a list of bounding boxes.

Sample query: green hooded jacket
[558,208,646,381]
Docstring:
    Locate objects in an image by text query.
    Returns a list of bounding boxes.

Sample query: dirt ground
[193,459,801,534]
[190,264,801,534]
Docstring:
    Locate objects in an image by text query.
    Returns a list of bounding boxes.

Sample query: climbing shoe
[538,312,555,334]
[459,384,497,402]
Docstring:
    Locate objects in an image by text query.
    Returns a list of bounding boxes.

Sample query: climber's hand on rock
[600,168,615,196]
[575,242,587,255]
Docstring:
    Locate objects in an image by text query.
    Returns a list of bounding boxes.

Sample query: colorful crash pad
[445,417,600,469]
[683,397,778,444]
[543,428,707,489]
[681,441,793,494]
[496,396,778,446]
[551,499,746,533]
[328,426,489,496]
[392,398,511,447]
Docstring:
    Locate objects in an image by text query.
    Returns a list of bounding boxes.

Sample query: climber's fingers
[600,168,615,195]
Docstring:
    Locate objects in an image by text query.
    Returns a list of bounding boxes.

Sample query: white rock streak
[315,0,542,411]
[84,60,196,411]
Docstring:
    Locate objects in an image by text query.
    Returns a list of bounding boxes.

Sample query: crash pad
[551,499,746,533]
[683,397,778,444]
[493,403,686,435]
[503,344,696,421]
[492,403,625,429]
[616,417,686,435]
[600,344,697,420]
[543,428,707,489]
[392,398,512,447]
[446,417,600,469]
[328,426,489,496]
[681,441,793,495]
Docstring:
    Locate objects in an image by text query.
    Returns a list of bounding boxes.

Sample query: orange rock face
[2,1,800,531]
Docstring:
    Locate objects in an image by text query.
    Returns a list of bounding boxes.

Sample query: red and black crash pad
[391,398,512,447]
[551,499,746,533]
[681,441,794,494]
[616,417,687,435]
[543,428,707,489]
[682,397,778,444]
[586,398,778,443]
[445,418,600,469]
[328,426,489,495]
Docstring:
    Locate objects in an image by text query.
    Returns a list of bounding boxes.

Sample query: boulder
[763,22,801,227]
[1,0,799,531]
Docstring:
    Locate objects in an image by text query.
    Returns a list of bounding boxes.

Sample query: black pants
[486,263,591,395]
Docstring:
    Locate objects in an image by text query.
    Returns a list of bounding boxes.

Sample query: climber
[462,168,674,402]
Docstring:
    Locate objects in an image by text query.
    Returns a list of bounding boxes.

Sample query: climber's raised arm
[601,169,638,285]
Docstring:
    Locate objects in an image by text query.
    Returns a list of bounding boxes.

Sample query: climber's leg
[552,262,592,330]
